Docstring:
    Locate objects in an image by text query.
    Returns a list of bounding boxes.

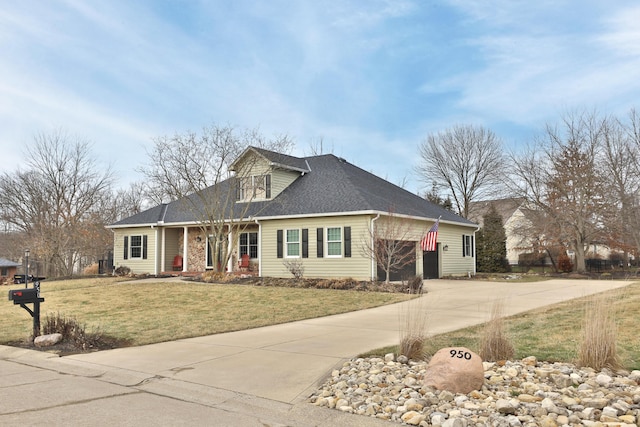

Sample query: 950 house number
[450,349,472,360]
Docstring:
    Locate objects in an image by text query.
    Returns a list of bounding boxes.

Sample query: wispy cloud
[1,1,638,190]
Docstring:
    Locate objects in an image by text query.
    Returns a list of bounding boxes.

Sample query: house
[108,147,479,281]
[468,198,533,266]
[469,198,627,268]
[0,257,21,285]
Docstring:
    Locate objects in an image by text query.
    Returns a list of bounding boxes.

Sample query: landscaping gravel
[308,355,640,426]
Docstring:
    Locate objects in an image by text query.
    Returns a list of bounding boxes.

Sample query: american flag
[421,217,440,252]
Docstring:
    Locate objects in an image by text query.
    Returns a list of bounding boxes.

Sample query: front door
[423,245,439,279]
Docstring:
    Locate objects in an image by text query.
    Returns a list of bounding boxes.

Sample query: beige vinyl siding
[270,169,301,198]
[373,217,477,278]
[234,155,301,201]
[163,228,181,271]
[437,224,477,276]
[259,215,477,280]
[113,227,157,275]
[261,215,372,280]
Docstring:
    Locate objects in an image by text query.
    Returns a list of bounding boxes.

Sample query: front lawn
[1,277,413,349]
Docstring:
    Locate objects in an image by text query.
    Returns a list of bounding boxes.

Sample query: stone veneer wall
[176,228,205,272]
[178,227,240,273]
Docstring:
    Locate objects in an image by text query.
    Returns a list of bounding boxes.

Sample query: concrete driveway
[0,278,633,426]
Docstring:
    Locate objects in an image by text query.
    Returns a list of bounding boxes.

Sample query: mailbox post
[8,249,45,338]
[8,283,45,338]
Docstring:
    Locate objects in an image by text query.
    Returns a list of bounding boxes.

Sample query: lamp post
[24,248,30,287]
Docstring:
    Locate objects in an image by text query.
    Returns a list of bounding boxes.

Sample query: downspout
[472,224,481,276]
[254,218,261,277]
[371,214,380,281]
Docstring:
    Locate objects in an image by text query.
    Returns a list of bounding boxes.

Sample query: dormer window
[237,174,271,201]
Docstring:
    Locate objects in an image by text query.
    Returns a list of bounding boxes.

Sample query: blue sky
[2,1,639,194]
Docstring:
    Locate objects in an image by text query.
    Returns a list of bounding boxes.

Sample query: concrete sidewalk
[0,279,632,426]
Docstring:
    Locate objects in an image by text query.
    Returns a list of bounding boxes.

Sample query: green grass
[362,281,640,371]
[0,277,413,347]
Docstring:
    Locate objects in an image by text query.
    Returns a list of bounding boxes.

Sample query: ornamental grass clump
[578,293,621,371]
[479,300,514,362]
[398,287,429,360]
[43,312,104,351]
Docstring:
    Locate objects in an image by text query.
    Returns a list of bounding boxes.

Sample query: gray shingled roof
[0,257,20,268]
[249,147,310,173]
[111,151,476,227]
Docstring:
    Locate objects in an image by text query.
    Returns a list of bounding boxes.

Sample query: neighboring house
[109,147,479,281]
[468,198,533,266]
[469,198,626,268]
[0,257,21,284]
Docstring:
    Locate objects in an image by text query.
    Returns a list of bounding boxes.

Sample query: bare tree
[601,111,640,263]
[415,124,506,218]
[0,130,114,276]
[109,181,150,222]
[138,124,293,272]
[361,211,417,284]
[305,136,333,156]
[508,110,608,273]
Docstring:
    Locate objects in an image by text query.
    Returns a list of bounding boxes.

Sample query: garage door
[376,241,416,282]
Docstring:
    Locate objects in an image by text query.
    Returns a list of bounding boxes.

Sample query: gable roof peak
[232,146,310,173]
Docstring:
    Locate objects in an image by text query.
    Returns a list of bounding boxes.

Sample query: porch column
[182,226,188,272]
[227,228,233,272]
[160,227,166,273]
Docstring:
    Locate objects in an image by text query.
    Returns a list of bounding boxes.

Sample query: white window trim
[463,234,474,257]
[239,174,271,202]
[130,235,143,259]
[285,228,301,258]
[325,226,343,258]
[239,232,259,259]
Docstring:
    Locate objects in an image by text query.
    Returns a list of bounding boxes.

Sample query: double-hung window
[286,229,300,257]
[130,235,143,259]
[463,235,474,257]
[326,227,342,257]
[239,232,258,259]
[237,174,271,201]
[123,235,147,260]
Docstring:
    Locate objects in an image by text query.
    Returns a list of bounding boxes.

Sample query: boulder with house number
[423,347,484,394]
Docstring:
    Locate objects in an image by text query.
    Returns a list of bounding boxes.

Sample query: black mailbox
[8,288,43,304]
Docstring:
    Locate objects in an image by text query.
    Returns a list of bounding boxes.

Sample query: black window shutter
[142,235,148,259]
[265,175,271,199]
[124,236,128,260]
[462,235,466,257]
[471,235,475,257]
[344,226,351,258]
[302,228,308,258]
[277,230,283,258]
[316,228,323,258]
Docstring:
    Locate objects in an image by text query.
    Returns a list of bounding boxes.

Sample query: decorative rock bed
[308,355,640,426]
